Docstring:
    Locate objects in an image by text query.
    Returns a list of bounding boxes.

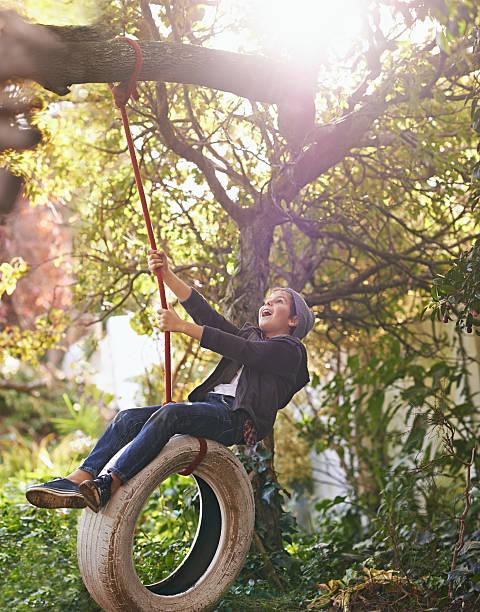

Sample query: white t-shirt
[212,366,244,397]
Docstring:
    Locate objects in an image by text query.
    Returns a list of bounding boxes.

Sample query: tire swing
[77,38,254,611]
[77,435,254,611]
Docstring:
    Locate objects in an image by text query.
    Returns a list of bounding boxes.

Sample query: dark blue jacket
[181,288,310,441]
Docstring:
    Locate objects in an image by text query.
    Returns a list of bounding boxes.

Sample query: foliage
[51,389,111,440]
[302,464,480,610]
[0,308,69,367]
[0,369,109,440]
[1,468,478,611]
[430,238,480,334]
[0,257,28,298]
[133,473,199,584]
[428,44,480,334]
[274,407,313,495]
[287,331,480,608]
[236,441,298,554]
[0,184,72,366]
[0,481,100,611]
[219,463,480,610]
[0,431,94,485]
[0,380,110,486]
[5,0,478,338]
[299,334,477,509]
[3,0,102,25]
[0,380,112,490]
[0,379,60,436]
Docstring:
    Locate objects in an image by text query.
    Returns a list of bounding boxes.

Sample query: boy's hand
[157,304,184,333]
[156,304,203,340]
[148,248,193,303]
[148,249,170,276]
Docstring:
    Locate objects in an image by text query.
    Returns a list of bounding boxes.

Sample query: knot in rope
[108,37,143,109]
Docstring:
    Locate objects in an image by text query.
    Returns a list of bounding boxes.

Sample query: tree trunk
[227,214,275,321]
[228,212,286,554]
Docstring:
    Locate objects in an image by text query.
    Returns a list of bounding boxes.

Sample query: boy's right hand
[147,249,170,276]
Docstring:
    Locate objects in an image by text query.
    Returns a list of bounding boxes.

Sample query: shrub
[0,480,99,611]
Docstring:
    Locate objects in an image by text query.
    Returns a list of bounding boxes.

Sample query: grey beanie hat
[284,288,315,339]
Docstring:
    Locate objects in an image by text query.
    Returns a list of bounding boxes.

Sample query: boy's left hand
[156,304,184,333]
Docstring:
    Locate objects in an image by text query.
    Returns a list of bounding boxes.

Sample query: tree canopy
[4,0,478,340]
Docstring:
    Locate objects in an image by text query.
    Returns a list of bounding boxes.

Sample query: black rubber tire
[77,435,254,612]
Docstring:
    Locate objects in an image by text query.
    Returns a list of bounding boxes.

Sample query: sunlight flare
[245,0,365,59]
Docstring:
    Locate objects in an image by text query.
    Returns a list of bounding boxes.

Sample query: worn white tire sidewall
[77,435,254,612]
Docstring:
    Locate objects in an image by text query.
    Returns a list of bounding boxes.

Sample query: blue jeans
[78,393,245,483]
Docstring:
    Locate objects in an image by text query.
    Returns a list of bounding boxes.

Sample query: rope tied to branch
[108,37,142,108]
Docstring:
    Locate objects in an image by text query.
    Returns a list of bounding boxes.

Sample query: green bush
[0,480,99,611]
[0,430,95,485]
[134,473,200,584]
[218,463,480,611]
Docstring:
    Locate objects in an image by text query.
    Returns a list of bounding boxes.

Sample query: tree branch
[0,379,47,394]
[12,24,315,145]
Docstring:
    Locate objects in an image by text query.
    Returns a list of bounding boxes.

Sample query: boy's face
[258,289,298,338]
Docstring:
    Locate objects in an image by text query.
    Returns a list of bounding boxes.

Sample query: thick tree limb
[307,273,431,308]
[10,25,316,145]
[43,24,116,42]
[274,100,387,204]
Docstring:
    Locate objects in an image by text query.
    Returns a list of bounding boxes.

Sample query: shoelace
[95,473,113,494]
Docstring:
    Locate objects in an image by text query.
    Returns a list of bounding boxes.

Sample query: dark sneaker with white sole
[79,473,113,513]
[26,477,86,509]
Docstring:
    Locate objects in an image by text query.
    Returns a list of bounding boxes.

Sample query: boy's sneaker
[26,477,86,509]
[79,473,113,513]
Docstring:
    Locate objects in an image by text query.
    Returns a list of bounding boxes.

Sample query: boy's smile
[258,289,298,338]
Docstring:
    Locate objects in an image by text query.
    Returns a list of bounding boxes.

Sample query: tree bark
[28,39,309,100]
[226,206,287,554]
[275,100,387,205]
[228,211,277,321]
[9,24,316,145]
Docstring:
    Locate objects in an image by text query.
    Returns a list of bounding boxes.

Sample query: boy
[26,249,314,512]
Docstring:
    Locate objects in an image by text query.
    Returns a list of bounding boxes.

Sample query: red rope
[109,37,172,404]
[109,38,206,476]
[178,437,208,476]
